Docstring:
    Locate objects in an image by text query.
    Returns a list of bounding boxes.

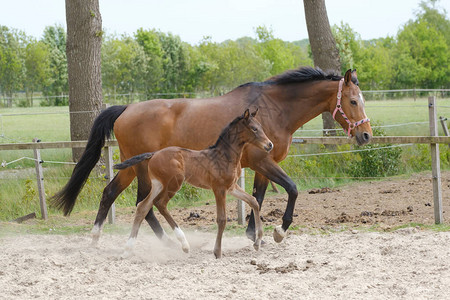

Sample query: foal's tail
[113,152,154,170]
[51,105,128,216]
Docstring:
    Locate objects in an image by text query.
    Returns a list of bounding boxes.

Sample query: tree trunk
[66,0,103,162]
[303,0,341,136]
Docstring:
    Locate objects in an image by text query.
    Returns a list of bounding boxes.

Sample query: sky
[0,0,449,44]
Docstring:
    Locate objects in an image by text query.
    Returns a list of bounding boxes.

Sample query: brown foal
[114,109,273,258]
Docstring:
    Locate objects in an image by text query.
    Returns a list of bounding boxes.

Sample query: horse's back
[113,95,247,158]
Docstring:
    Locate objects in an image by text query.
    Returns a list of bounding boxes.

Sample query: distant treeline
[0,0,448,107]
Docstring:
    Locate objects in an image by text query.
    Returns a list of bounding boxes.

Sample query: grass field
[1,97,450,221]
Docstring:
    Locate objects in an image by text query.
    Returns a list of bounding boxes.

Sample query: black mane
[238,66,358,88]
[268,66,342,84]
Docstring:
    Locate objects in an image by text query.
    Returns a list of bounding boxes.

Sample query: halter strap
[332,78,370,137]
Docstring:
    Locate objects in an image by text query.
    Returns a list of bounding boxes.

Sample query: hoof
[253,240,261,251]
[245,229,256,242]
[273,225,287,243]
[182,245,190,253]
[90,239,99,248]
[121,250,133,259]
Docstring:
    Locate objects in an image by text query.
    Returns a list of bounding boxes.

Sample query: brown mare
[114,109,273,258]
[52,67,372,245]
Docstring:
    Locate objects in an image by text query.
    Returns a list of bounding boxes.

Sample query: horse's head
[332,69,372,145]
[241,109,273,152]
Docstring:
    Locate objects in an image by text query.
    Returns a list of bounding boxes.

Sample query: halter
[332,78,370,137]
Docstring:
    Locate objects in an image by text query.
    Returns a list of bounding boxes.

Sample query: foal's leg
[229,184,263,251]
[252,158,298,243]
[213,188,227,259]
[136,171,173,245]
[154,201,190,253]
[91,168,135,245]
[246,172,269,242]
[154,174,189,252]
[123,179,163,257]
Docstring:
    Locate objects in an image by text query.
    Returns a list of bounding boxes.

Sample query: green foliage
[0,26,25,106]
[1,0,449,107]
[349,124,403,178]
[41,25,68,101]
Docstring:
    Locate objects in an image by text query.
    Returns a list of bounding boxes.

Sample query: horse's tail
[51,105,128,216]
[113,152,154,170]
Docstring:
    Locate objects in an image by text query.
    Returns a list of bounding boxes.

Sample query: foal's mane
[208,114,245,150]
[238,66,358,88]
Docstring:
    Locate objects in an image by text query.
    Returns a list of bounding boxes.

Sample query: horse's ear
[344,69,352,86]
[251,108,258,117]
[243,109,250,120]
[352,69,358,79]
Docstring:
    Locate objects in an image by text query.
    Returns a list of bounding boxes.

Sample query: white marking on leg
[126,237,136,249]
[90,223,103,246]
[174,227,190,253]
[121,237,136,258]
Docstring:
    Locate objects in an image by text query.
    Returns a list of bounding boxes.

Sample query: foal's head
[237,109,273,152]
[333,69,372,145]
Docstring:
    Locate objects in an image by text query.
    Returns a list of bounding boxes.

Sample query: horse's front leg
[246,172,269,242]
[252,157,298,243]
[213,188,227,259]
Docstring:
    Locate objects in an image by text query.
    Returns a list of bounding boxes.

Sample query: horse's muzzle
[265,141,274,152]
[355,131,372,146]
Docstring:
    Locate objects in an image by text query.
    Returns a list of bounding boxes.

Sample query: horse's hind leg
[229,184,263,251]
[123,179,163,257]
[91,167,135,245]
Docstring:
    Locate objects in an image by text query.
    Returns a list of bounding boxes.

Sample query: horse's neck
[209,132,245,165]
[263,81,337,134]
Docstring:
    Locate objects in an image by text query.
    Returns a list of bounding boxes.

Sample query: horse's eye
[350,100,357,106]
[252,127,258,132]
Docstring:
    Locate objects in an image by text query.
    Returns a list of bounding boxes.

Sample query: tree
[134,29,164,97]
[255,25,311,76]
[0,26,25,107]
[24,40,51,106]
[41,25,68,105]
[303,0,341,134]
[102,35,149,103]
[65,0,103,162]
[393,0,449,89]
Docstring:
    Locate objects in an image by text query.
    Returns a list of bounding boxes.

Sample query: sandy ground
[1,230,450,299]
[1,172,450,299]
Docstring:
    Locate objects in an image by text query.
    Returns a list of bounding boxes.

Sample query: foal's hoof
[273,225,287,243]
[182,245,190,253]
[253,240,261,251]
[121,250,133,259]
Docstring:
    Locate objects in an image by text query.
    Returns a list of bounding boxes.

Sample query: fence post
[237,168,246,225]
[428,97,443,224]
[32,138,48,220]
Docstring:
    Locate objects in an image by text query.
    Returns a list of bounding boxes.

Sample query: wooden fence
[0,97,448,225]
